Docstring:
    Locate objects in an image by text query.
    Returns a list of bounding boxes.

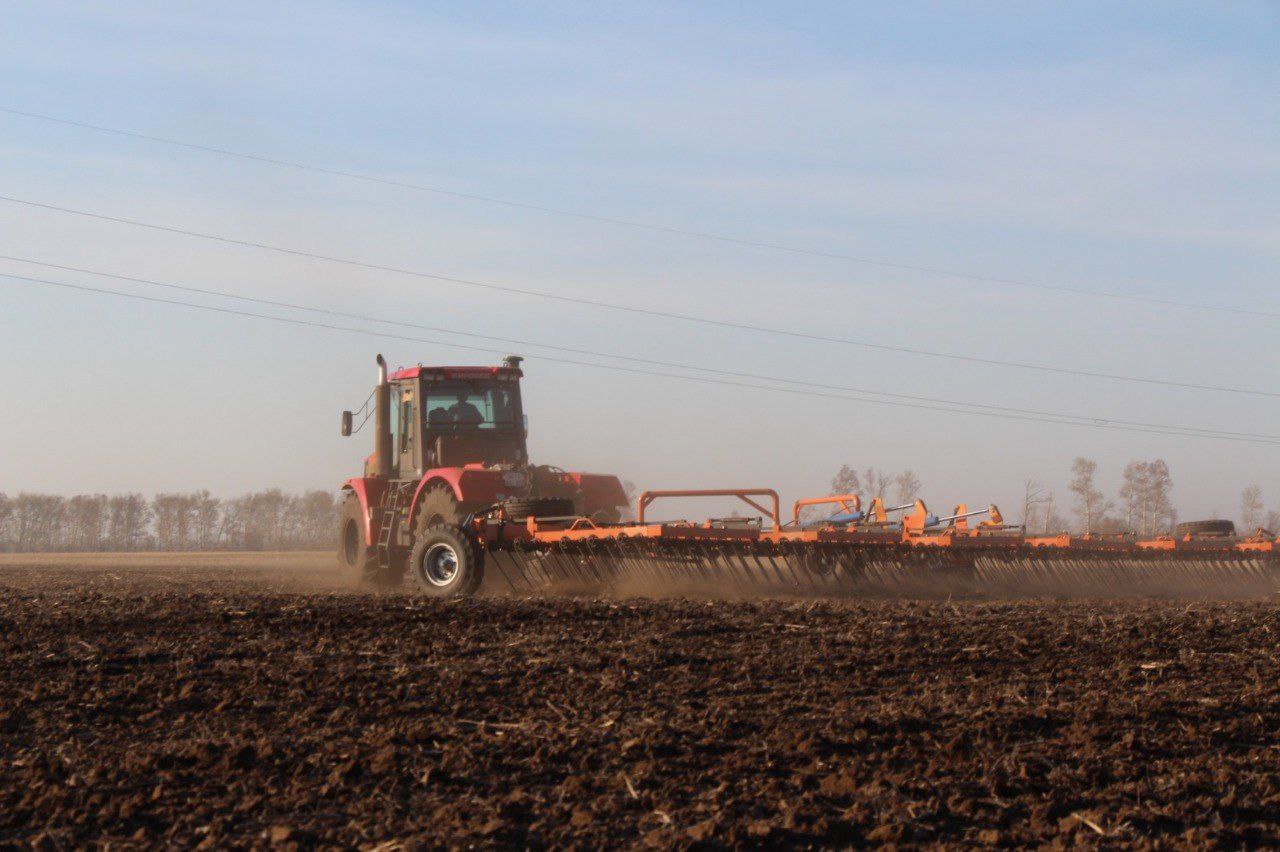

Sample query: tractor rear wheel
[339,494,376,587]
[409,524,484,598]
[415,485,462,533]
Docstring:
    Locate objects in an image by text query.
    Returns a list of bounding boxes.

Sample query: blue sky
[1,1,1277,522]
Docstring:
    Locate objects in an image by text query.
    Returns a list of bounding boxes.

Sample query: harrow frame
[475,487,1278,556]
[463,487,1280,597]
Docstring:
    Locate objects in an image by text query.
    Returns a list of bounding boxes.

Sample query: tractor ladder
[375,482,412,571]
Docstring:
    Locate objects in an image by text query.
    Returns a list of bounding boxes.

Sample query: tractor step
[375,483,411,568]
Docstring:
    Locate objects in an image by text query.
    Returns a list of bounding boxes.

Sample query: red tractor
[338,354,628,594]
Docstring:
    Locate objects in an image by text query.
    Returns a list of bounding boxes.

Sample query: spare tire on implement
[1175,519,1236,537]
[499,497,577,519]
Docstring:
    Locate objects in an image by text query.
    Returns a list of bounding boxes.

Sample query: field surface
[2,552,1279,848]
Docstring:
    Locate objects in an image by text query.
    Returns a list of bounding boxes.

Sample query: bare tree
[1041,491,1066,534]
[893,470,923,504]
[108,494,152,550]
[153,493,200,550]
[289,491,338,548]
[1118,462,1146,531]
[237,489,289,549]
[1119,459,1175,535]
[192,491,221,549]
[1021,479,1047,529]
[1266,509,1280,534]
[1068,458,1111,534]
[861,467,891,500]
[216,496,240,548]
[66,494,108,551]
[1145,460,1175,534]
[830,465,860,496]
[1241,485,1264,533]
[262,489,291,548]
[0,493,12,551]
[12,494,65,551]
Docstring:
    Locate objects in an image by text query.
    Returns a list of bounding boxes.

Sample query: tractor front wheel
[409,525,484,598]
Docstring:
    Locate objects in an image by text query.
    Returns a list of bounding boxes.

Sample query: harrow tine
[467,515,1278,600]
[515,542,552,589]
[596,538,627,589]
[621,540,661,590]
[566,541,600,588]
[778,541,807,589]
[743,546,776,590]
[491,549,524,594]
[726,544,753,592]
[737,545,772,590]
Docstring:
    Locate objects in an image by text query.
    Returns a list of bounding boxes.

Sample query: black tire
[415,485,462,535]
[339,494,376,586]
[795,549,835,576]
[589,506,623,524]
[500,497,577,520]
[1176,519,1236,537]
[409,525,484,598]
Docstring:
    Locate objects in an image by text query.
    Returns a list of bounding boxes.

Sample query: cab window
[424,381,518,429]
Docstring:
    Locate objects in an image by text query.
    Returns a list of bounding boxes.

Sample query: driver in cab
[448,392,484,425]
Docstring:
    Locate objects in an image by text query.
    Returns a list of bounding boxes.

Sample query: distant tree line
[1239,484,1280,535]
[0,490,338,552]
[828,458,1280,536]
[829,465,924,506]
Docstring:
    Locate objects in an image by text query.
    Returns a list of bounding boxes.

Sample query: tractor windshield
[424,380,520,430]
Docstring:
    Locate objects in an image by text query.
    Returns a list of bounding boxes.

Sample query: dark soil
[2,558,1279,849]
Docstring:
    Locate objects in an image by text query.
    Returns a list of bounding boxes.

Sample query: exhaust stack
[373,354,393,478]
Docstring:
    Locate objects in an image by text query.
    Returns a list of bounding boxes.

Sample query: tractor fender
[406,472,465,532]
[341,477,387,547]
[562,472,630,515]
[406,467,522,530]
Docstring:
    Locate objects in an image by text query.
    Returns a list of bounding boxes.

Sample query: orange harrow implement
[464,488,1280,598]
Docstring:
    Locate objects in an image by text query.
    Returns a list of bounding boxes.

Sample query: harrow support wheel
[409,524,484,598]
[1175,519,1236,537]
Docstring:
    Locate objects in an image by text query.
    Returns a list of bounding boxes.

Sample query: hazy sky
[2,1,1277,523]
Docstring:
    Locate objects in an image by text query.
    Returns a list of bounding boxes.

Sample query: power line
[3,269,1277,445]
[2,193,1275,400]
[4,105,1276,320]
[4,253,1275,441]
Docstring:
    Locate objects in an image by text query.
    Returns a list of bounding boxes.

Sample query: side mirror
[341,411,353,437]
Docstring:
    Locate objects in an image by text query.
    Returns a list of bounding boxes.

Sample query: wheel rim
[420,543,460,587]
[343,521,360,565]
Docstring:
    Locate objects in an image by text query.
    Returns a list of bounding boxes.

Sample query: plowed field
[2,553,1278,848]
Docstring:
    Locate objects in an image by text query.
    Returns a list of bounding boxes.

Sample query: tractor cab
[385,358,528,477]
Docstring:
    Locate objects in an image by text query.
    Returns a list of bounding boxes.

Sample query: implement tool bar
[792,494,861,526]
[637,489,781,528]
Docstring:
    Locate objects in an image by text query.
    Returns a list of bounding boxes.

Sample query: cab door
[396,383,419,477]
